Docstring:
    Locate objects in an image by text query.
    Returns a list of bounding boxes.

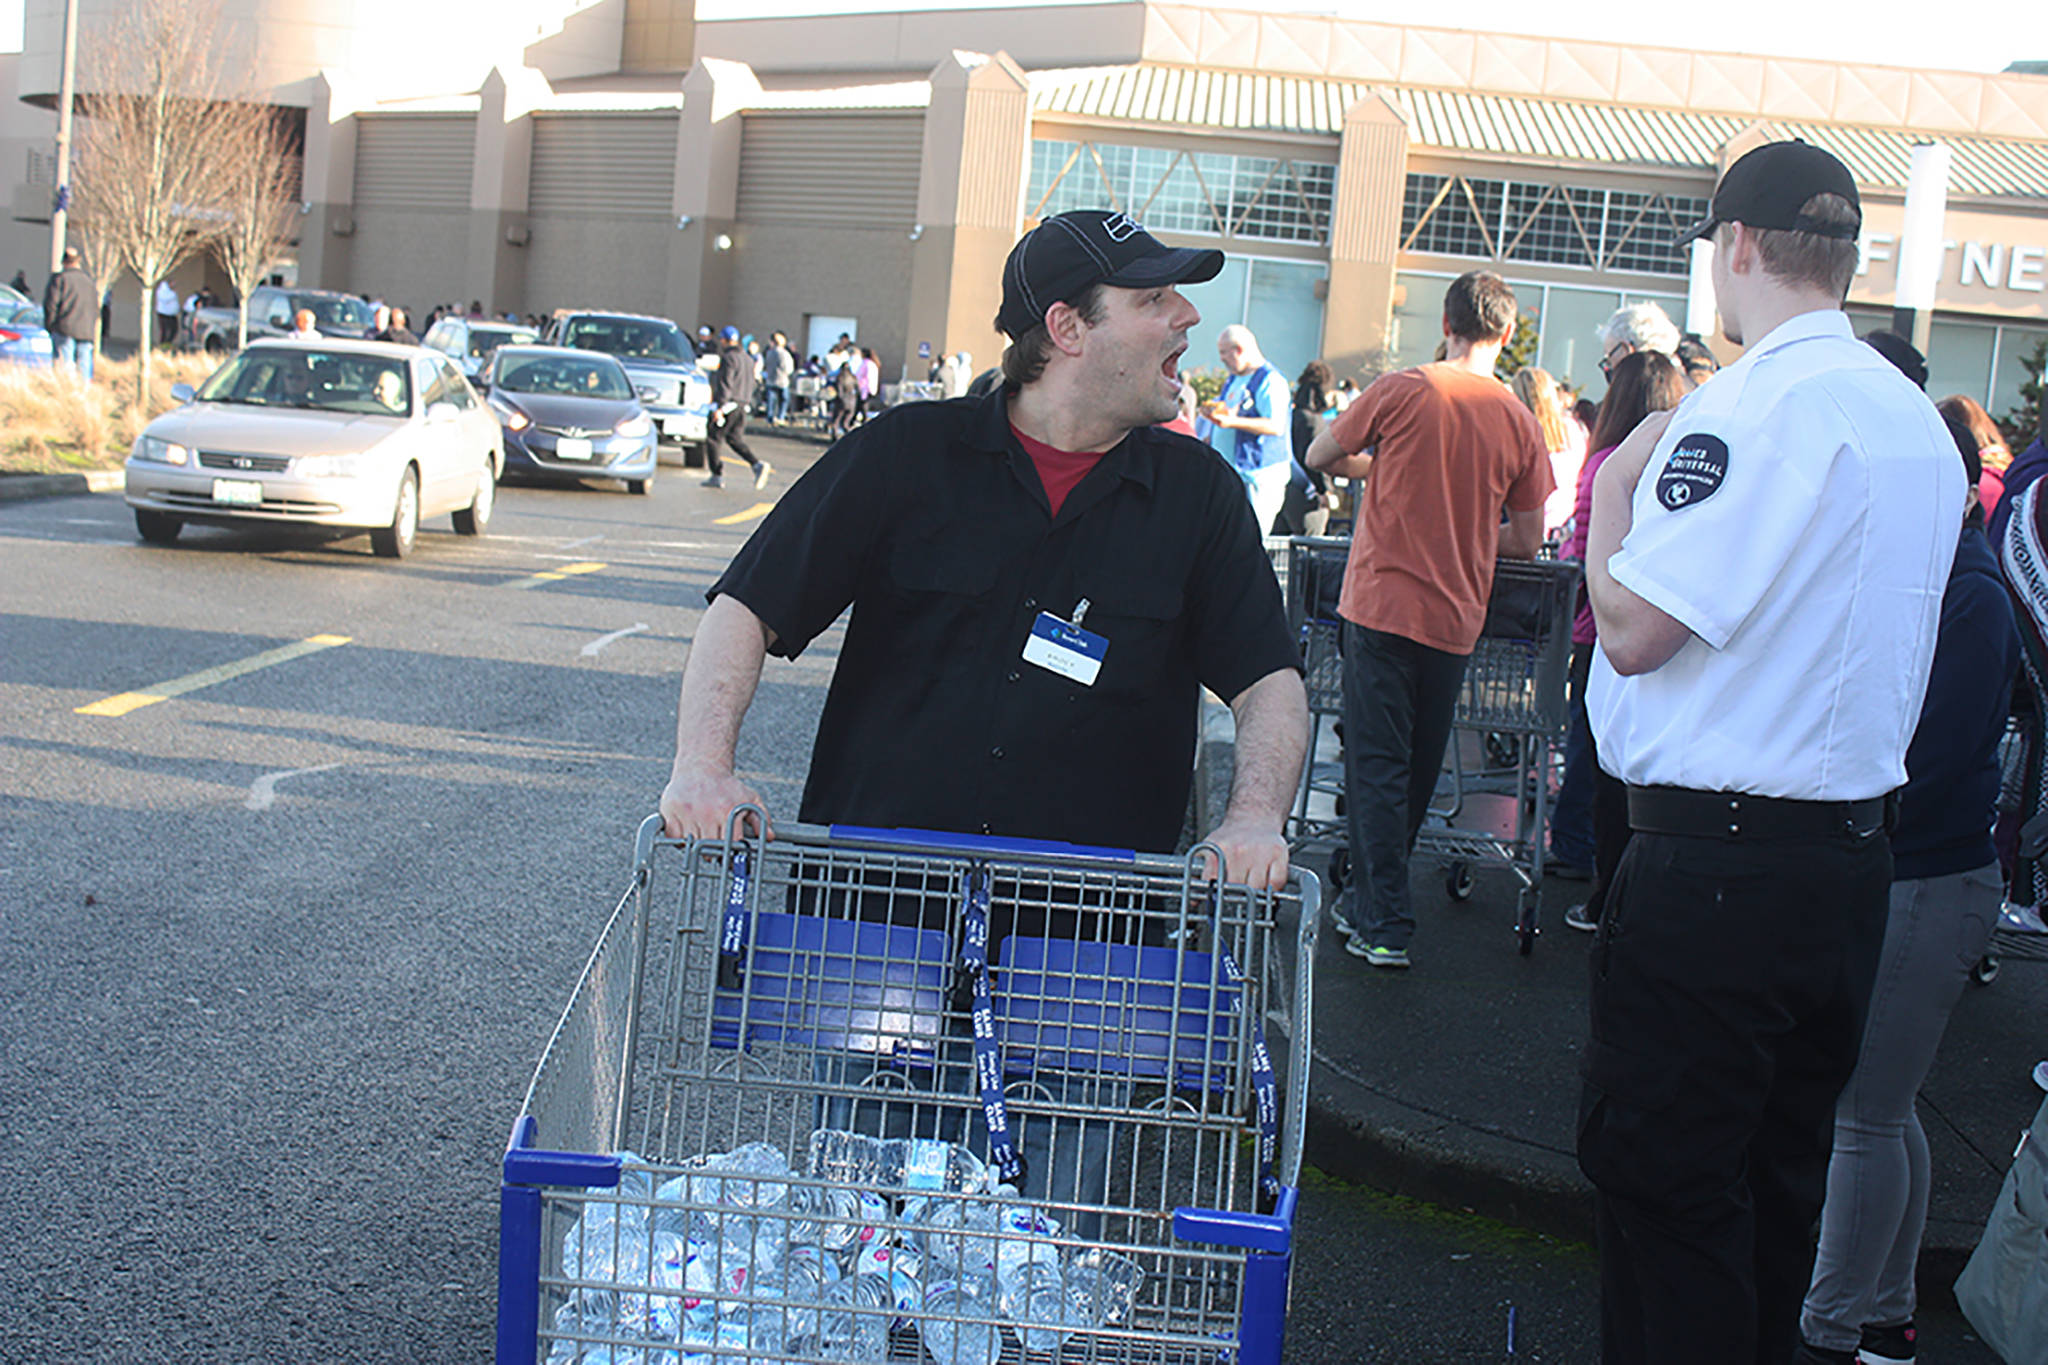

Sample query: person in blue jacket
[1988,399,2048,548]
[1797,413,2020,1365]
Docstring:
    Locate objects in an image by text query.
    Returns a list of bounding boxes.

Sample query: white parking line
[581,623,650,657]
[245,761,344,811]
[559,534,606,552]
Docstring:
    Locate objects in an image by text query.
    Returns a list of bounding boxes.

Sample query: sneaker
[1345,938,1410,969]
[1328,903,1357,939]
[1999,900,2048,933]
[1564,902,1601,933]
[2034,1060,2048,1092]
[1856,1320,1916,1364]
[753,462,773,490]
[702,475,724,488]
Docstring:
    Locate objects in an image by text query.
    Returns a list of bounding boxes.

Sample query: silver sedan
[123,339,501,558]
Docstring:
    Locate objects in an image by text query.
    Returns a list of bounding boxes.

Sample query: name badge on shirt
[1022,611,1107,686]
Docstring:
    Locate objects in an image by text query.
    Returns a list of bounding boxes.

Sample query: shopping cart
[1412,557,1581,955]
[1279,537,1350,850]
[499,816,1319,1365]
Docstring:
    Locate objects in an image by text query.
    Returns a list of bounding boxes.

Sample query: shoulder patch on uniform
[1656,433,1729,511]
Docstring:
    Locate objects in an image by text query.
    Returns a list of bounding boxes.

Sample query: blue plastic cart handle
[828,825,1138,863]
[1172,1186,1298,1254]
[501,1115,624,1188]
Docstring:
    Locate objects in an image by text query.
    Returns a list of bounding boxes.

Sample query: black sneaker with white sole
[1856,1320,1915,1364]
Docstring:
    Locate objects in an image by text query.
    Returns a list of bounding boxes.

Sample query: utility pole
[48,0,80,273]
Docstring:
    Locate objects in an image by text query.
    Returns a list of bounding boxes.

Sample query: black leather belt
[1625,785,1892,841]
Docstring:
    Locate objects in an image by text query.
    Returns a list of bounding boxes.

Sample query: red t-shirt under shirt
[1012,424,1104,518]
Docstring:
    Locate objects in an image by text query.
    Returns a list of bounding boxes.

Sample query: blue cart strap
[716,848,752,991]
[1215,889,1281,1210]
[960,865,1024,1185]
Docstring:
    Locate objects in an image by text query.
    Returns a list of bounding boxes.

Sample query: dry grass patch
[0,353,225,474]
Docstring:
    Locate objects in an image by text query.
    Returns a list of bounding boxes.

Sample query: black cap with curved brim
[997,210,1225,339]
[1674,139,1863,247]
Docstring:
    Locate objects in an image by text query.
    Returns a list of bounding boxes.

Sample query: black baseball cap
[997,210,1224,339]
[1675,139,1862,247]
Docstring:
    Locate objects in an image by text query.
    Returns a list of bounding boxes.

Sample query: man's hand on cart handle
[659,763,774,842]
[1197,815,1291,892]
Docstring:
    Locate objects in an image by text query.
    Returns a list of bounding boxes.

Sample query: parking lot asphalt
[0,420,2019,1360]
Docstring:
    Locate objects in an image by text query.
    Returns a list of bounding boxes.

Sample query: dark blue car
[479,345,658,495]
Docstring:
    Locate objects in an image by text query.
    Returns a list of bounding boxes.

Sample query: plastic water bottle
[901,1194,999,1276]
[808,1129,990,1193]
[748,1242,841,1342]
[684,1142,796,1209]
[815,1273,896,1361]
[916,1275,1004,1365]
[1064,1247,1145,1326]
[997,1259,1082,1354]
[992,1200,1062,1282]
[791,1184,889,1257]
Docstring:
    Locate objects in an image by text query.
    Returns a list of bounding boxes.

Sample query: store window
[1024,138,1337,247]
[1178,255,1329,383]
[1400,174,1707,278]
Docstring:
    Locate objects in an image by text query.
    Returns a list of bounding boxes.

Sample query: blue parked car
[478,345,658,495]
[0,286,54,366]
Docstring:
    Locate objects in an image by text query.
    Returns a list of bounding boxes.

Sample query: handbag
[1954,1093,2048,1362]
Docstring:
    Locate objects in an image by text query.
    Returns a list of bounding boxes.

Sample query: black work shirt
[709,386,1301,854]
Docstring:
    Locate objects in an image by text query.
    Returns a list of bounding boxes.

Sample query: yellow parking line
[508,560,607,590]
[75,634,353,717]
[713,502,775,526]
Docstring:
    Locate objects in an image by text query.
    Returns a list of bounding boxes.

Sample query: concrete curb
[1295,1047,1979,1310]
[0,468,123,502]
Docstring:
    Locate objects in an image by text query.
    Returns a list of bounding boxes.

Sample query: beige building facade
[6,0,2047,416]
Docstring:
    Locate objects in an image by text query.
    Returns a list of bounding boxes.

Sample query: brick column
[1322,91,1409,383]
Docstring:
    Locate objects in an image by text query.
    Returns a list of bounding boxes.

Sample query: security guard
[1577,141,1962,1365]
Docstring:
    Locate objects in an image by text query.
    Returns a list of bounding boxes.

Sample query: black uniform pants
[706,406,761,477]
[1578,822,1890,1365]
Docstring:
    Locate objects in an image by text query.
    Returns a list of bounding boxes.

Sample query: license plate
[555,437,593,461]
[662,415,701,438]
[211,478,263,506]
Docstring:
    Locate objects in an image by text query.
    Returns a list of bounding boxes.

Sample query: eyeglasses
[1598,342,1634,379]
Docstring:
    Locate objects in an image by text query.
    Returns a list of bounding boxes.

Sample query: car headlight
[132,435,190,466]
[294,452,367,478]
[490,399,530,431]
[614,414,653,438]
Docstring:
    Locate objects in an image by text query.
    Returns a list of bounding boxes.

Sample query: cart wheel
[1486,733,1517,769]
[1516,900,1537,956]
[1972,955,2000,986]
[1327,847,1350,893]
[1445,862,1475,901]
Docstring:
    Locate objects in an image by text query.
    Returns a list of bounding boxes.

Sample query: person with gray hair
[1598,301,1681,379]
[1204,323,1293,534]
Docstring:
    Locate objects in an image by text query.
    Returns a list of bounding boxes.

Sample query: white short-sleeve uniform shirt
[1588,310,1963,801]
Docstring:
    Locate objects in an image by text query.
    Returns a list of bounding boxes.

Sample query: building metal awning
[1029,65,2048,200]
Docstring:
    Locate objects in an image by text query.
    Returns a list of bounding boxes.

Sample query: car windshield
[195,348,413,415]
[561,316,691,363]
[292,294,375,333]
[470,327,538,359]
[496,354,633,400]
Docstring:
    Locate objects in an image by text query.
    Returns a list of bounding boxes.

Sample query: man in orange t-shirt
[1306,270,1552,968]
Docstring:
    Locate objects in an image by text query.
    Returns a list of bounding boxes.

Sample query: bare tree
[212,104,299,350]
[72,0,245,400]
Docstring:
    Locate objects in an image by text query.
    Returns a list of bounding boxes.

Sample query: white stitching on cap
[1013,232,1041,321]
[1048,215,1114,272]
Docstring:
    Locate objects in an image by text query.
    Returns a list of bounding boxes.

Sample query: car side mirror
[170,383,195,404]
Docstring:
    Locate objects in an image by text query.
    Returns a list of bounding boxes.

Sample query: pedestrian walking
[154,278,179,347]
[761,330,793,424]
[1304,270,1552,969]
[703,324,770,489]
[43,246,98,382]
[1575,140,1962,1365]
[1797,411,2018,1365]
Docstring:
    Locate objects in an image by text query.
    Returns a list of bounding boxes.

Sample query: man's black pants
[1578,820,1889,1365]
[707,407,762,477]
[1339,621,1469,950]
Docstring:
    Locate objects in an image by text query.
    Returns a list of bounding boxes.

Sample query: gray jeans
[1799,863,2001,1350]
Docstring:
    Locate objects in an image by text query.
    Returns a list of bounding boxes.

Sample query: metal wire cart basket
[499,816,1321,1365]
